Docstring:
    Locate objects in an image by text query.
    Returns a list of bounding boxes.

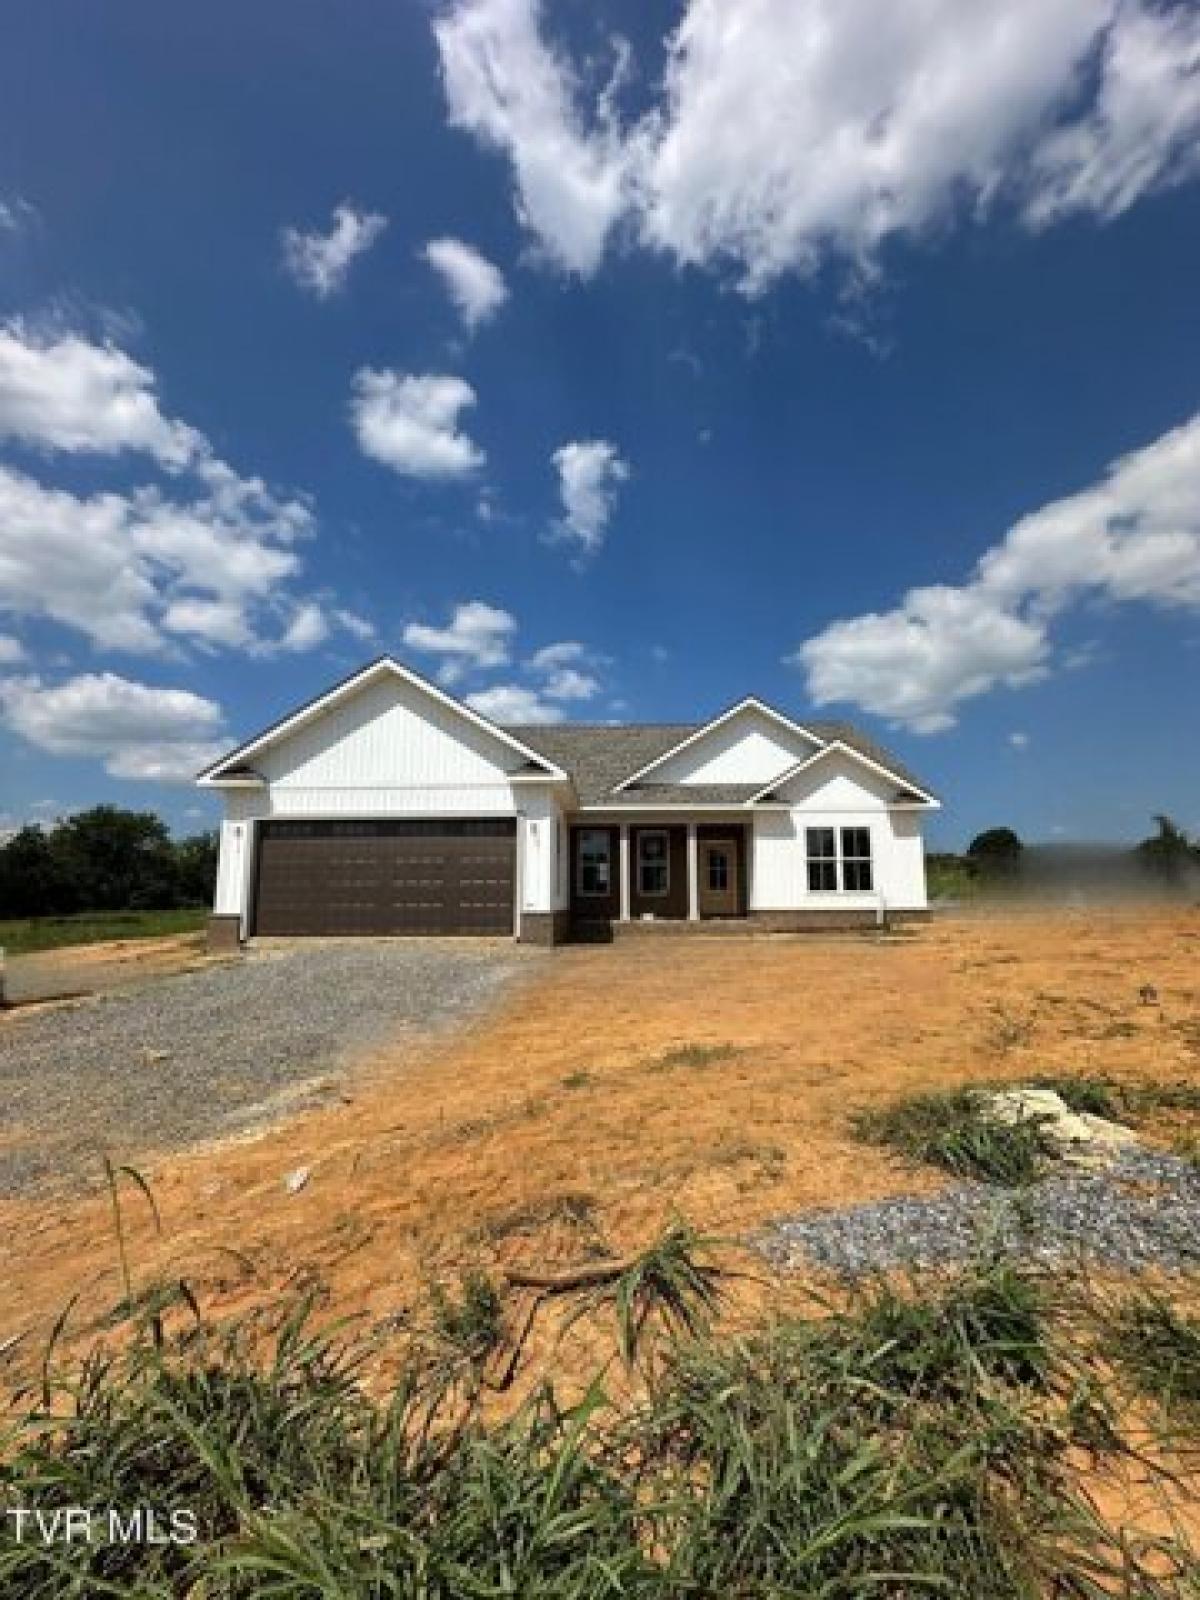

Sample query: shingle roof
[503,716,934,805]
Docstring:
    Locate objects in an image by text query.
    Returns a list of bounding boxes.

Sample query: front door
[698,838,739,917]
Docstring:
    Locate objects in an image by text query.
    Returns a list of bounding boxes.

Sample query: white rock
[284,1165,311,1194]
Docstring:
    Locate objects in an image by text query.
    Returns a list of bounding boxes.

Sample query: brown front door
[698,838,739,917]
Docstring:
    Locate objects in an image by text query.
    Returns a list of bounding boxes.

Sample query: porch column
[687,822,699,920]
[618,824,631,921]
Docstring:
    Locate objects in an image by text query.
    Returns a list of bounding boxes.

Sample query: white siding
[213,819,255,928]
[750,753,929,911]
[209,673,571,926]
[253,673,527,790]
[647,707,819,785]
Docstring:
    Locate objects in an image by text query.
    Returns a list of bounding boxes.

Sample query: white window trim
[839,826,874,893]
[804,825,874,894]
[577,828,613,898]
[637,828,671,897]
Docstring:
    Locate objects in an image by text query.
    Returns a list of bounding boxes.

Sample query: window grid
[805,826,873,893]
[637,830,669,896]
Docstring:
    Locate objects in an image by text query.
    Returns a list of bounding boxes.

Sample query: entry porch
[569,820,748,937]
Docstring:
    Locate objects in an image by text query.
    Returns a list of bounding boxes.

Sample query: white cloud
[0,320,331,658]
[528,640,585,672]
[433,0,1200,291]
[541,665,599,701]
[402,599,516,683]
[277,601,329,654]
[351,370,485,479]
[434,0,635,274]
[0,671,226,782]
[464,683,565,724]
[0,464,307,655]
[0,634,24,664]
[0,320,200,465]
[423,237,509,329]
[281,203,386,298]
[795,413,1200,731]
[524,638,601,702]
[0,196,36,234]
[1024,3,1200,227]
[551,438,629,552]
[160,597,254,651]
[334,608,377,643]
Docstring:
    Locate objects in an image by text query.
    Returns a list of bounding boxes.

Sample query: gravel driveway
[0,941,531,1196]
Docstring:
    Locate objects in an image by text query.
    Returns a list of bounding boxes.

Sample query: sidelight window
[577,829,611,896]
[637,830,669,896]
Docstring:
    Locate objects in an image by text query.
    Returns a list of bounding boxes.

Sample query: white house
[197,657,939,948]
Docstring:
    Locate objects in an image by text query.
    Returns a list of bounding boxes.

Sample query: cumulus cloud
[351,370,485,479]
[276,601,330,654]
[0,671,226,782]
[551,439,629,552]
[0,320,335,659]
[794,413,1200,732]
[432,0,1200,291]
[464,683,565,724]
[434,0,635,274]
[0,634,24,664]
[423,237,509,329]
[281,203,387,298]
[528,640,585,672]
[0,463,307,655]
[0,320,201,465]
[402,599,516,684]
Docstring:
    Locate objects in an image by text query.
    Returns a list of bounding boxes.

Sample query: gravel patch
[0,940,531,1196]
[761,1148,1200,1277]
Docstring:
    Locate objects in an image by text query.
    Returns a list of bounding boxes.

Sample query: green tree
[48,806,179,911]
[0,826,73,918]
[966,827,1023,878]
[1135,814,1199,885]
[173,831,218,905]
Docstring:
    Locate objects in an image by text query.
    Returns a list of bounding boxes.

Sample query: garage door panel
[253,820,516,936]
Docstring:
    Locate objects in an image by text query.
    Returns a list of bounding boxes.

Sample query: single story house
[198,656,939,948]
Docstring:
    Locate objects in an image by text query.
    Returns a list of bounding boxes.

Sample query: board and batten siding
[210,673,570,930]
[750,749,928,911]
[646,707,819,785]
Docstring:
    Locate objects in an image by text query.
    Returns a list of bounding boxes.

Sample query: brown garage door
[252,819,516,936]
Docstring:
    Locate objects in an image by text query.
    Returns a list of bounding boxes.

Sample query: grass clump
[428,1269,504,1362]
[1105,1291,1200,1423]
[651,1042,736,1072]
[1,1249,1194,1597]
[852,1087,1054,1185]
[1026,1073,1121,1118]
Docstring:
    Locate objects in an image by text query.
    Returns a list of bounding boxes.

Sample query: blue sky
[1,0,1199,848]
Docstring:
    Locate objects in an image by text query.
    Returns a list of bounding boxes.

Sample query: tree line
[929,815,1200,893]
[0,806,217,919]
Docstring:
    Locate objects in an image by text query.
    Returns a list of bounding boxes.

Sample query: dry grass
[1,906,1199,1399]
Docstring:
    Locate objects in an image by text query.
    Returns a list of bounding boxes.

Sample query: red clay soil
[0,905,1197,1396]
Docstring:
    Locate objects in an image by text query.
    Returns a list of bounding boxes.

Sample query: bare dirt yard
[1,906,1198,1389]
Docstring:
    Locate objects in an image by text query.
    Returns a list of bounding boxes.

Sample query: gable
[641,705,820,786]
[238,672,536,789]
[765,748,910,809]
